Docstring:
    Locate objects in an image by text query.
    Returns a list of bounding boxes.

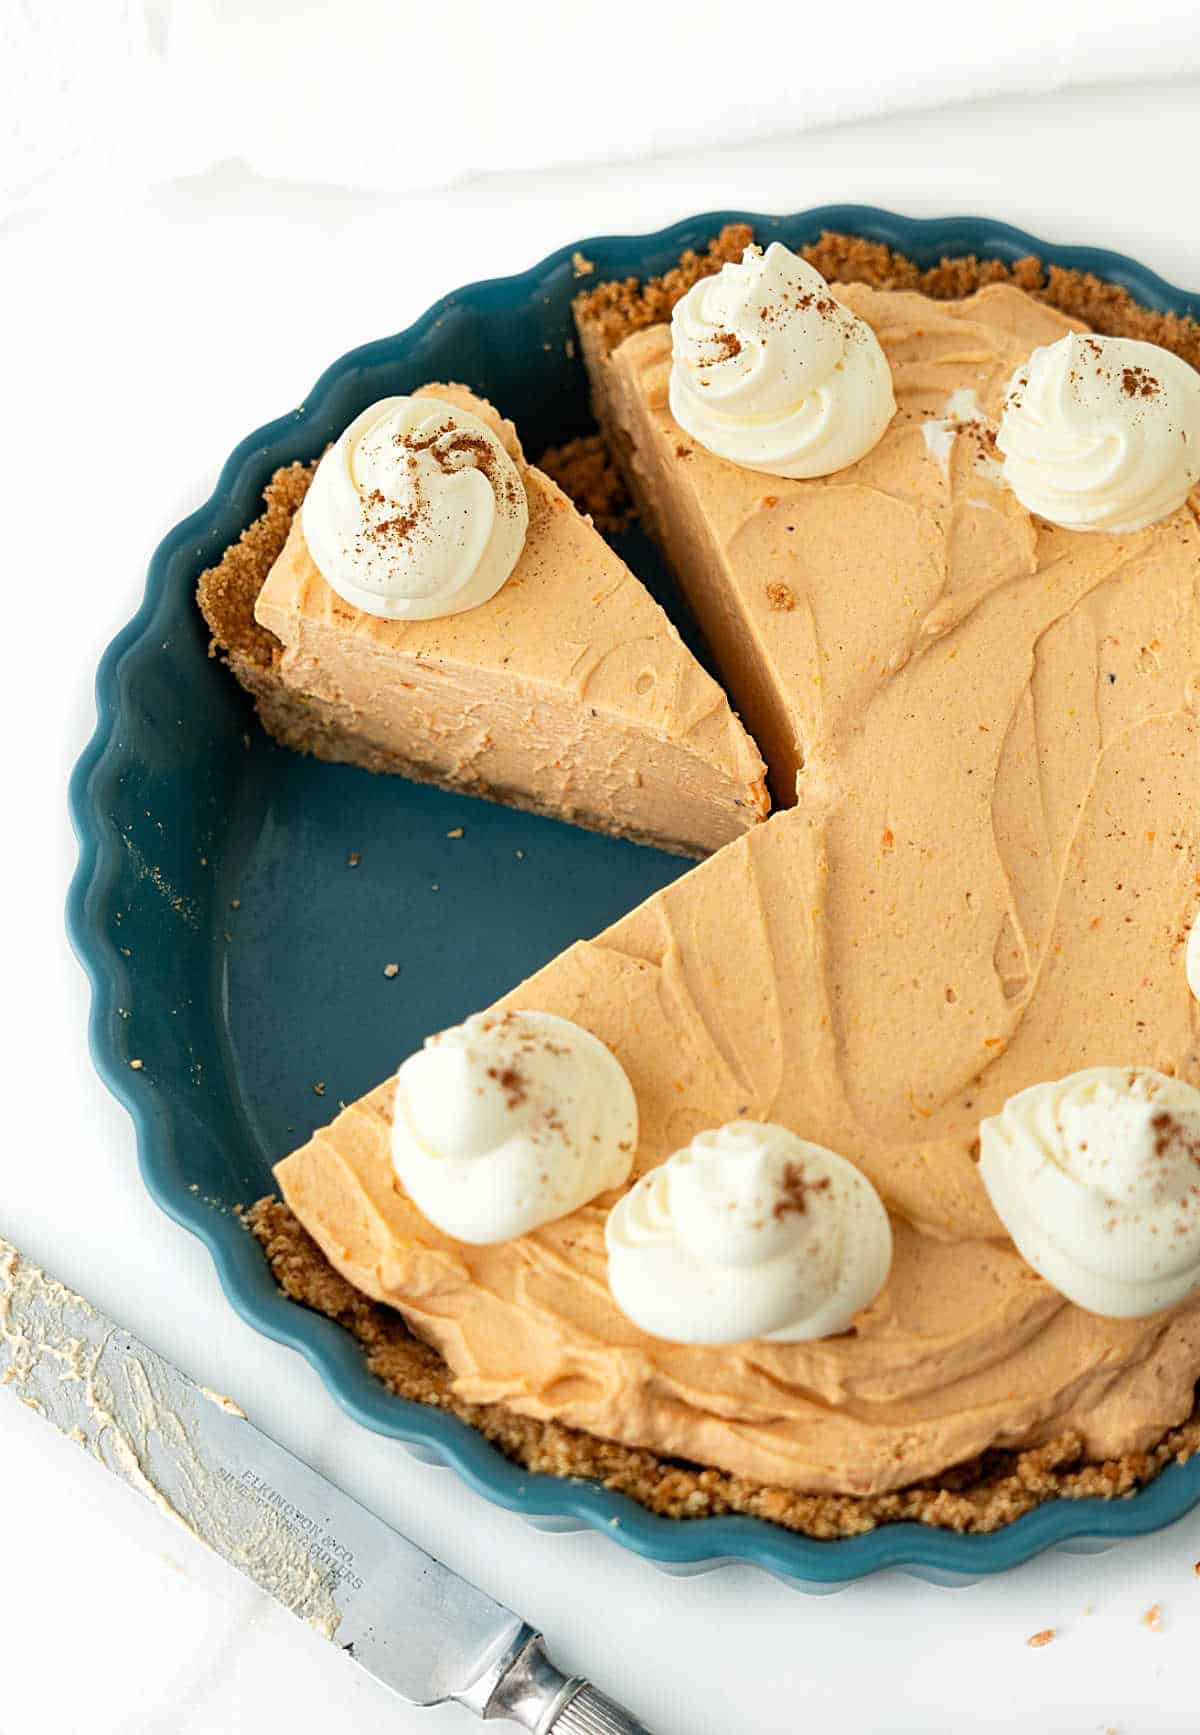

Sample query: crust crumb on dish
[246,1196,1200,1540]
[537,432,632,533]
[1025,1629,1057,1649]
[574,223,1200,372]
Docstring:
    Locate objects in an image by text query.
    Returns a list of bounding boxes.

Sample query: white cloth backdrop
[6,0,1200,215]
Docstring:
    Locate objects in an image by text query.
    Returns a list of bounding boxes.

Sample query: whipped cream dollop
[979,1067,1200,1318]
[996,334,1200,532]
[667,243,896,479]
[391,1010,636,1244]
[605,1121,892,1345]
[302,396,528,619]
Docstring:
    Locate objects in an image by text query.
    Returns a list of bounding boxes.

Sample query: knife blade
[0,1237,652,1733]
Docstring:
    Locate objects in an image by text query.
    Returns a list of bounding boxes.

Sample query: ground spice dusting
[398,421,454,453]
[707,330,742,362]
[773,1164,830,1221]
[947,414,994,449]
[1122,365,1160,399]
[429,428,501,486]
[1151,1110,1200,1165]
[765,582,795,612]
[364,482,424,549]
[487,1065,527,1110]
[375,423,520,538]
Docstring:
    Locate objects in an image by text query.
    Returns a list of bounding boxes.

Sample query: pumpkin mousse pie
[199,383,768,857]
[251,235,1200,1535]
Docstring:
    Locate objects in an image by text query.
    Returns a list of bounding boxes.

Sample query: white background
[3,13,1200,1733]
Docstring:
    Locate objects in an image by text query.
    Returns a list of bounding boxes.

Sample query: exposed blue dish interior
[67,207,1200,1588]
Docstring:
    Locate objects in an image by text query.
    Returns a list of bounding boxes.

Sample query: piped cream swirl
[391,1010,636,1244]
[302,395,527,619]
[979,1068,1200,1318]
[996,334,1200,532]
[667,243,896,478]
[605,1121,892,1344]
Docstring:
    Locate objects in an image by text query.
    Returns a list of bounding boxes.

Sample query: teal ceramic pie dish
[67,205,1200,1590]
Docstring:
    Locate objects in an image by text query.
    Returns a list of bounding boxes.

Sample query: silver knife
[0,1237,651,1733]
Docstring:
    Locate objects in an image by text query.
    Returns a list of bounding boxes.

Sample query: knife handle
[549,1682,655,1734]
[478,1631,653,1734]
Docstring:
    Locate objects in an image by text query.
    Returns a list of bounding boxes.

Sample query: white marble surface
[5,78,1200,1735]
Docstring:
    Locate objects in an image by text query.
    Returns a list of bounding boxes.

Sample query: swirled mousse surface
[582,278,1196,808]
[247,384,767,858]
[276,287,1200,1497]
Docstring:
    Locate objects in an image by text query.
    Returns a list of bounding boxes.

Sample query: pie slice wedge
[198,383,768,857]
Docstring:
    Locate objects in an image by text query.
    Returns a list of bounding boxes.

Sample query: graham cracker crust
[537,433,632,533]
[573,223,1200,369]
[247,1197,1200,1538]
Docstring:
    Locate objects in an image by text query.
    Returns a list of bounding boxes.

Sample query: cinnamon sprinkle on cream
[773,1163,831,1221]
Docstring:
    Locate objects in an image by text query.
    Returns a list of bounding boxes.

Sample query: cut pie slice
[198,383,768,857]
